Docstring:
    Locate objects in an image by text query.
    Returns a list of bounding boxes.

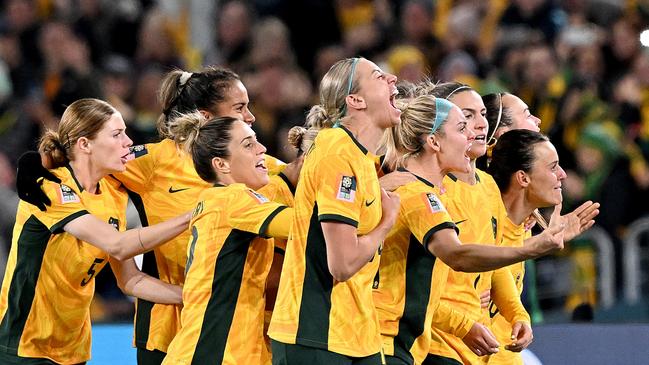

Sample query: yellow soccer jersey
[162,183,287,365]
[0,166,127,364]
[265,154,287,176]
[268,126,384,357]
[113,138,211,352]
[116,139,288,353]
[373,173,455,364]
[485,217,530,365]
[258,171,296,363]
[429,170,505,365]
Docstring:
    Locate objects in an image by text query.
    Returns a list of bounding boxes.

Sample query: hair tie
[179,72,193,86]
[163,71,196,119]
[53,138,66,152]
[432,98,453,134]
[487,93,503,146]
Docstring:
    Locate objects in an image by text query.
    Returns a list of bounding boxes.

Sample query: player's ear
[212,156,230,175]
[515,170,529,187]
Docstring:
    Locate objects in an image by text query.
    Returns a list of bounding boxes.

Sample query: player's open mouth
[465,142,473,160]
[389,89,399,110]
[120,152,131,164]
[255,159,267,173]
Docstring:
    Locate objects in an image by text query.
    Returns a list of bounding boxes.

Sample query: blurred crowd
[1,0,648,320]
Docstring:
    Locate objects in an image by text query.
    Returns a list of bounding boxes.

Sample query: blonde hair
[38,98,117,169]
[287,126,319,156]
[383,95,447,170]
[306,57,362,129]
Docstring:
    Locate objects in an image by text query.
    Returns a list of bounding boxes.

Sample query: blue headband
[340,58,360,117]
[346,58,360,95]
[432,98,453,134]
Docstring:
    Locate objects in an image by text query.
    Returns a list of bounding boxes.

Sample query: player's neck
[501,188,535,225]
[451,160,477,185]
[406,154,445,186]
[339,116,384,155]
[69,159,103,194]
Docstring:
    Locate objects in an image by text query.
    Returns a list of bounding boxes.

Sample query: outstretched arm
[110,258,182,304]
[64,211,191,260]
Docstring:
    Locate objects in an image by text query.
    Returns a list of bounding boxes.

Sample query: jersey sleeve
[490,268,531,324]
[112,143,155,192]
[258,173,295,207]
[228,188,288,238]
[33,180,89,233]
[265,154,287,176]
[315,154,364,227]
[431,301,475,339]
[403,190,457,250]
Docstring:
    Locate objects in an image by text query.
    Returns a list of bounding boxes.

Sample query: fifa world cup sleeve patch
[247,189,270,203]
[58,184,80,204]
[336,175,357,203]
[127,144,148,160]
[422,192,444,213]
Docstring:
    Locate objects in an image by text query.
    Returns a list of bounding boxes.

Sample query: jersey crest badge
[58,184,80,204]
[336,175,357,203]
[108,217,120,230]
[424,192,444,213]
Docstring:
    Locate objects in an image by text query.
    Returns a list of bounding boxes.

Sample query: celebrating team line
[2,57,599,365]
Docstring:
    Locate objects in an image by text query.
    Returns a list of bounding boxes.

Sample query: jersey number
[185,226,199,275]
[81,258,105,286]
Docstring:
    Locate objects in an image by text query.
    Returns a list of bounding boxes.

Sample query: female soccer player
[375,90,574,365]
[486,130,564,365]
[119,66,293,365]
[160,114,293,364]
[423,83,598,365]
[268,57,401,364]
[0,98,189,365]
[14,67,299,365]
[477,92,541,170]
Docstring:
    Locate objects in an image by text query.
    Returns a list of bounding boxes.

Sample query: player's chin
[109,161,128,174]
[250,173,269,191]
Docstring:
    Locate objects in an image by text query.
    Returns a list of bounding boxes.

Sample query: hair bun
[287,126,306,150]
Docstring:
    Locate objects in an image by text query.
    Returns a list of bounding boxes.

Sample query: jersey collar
[396,167,435,188]
[447,172,480,183]
[65,164,85,192]
[337,125,369,155]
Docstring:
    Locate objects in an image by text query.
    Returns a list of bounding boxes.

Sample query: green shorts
[271,340,383,365]
[422,354,463,365]
[0,351,86,365]
[137,347,167,365]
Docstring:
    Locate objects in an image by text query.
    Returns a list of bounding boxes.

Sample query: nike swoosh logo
[365,198,376,207]
[169,187,190,193]
[455,219,467,225]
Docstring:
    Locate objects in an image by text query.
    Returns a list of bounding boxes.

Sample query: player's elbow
[328,262,355,282]
[442,251,474,272]
[106,244,130,261]
[446,259,472,273]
